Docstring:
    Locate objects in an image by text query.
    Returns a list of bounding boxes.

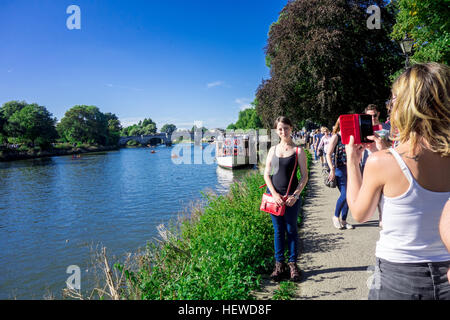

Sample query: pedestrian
[345,62,450,300]
[326,119,354,230]
[264,116,309,282]
[317,127,331,169]
[313,129,324,162]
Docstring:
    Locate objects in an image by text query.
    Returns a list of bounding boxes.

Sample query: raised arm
[345,136,385,222]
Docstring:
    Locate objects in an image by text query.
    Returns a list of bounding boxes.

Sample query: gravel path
[253,158,381,300]
[296,160,380,300]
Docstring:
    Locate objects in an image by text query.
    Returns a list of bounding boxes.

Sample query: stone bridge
[119,133,172,146]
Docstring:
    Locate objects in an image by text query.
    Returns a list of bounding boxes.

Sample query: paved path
[254,158,381,300]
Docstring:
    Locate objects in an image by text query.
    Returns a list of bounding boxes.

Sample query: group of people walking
[262,62,450,300]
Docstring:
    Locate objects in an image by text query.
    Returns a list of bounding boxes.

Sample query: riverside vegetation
[78,149,312,300]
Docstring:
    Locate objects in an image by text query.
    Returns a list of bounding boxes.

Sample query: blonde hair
[391,62,450,157]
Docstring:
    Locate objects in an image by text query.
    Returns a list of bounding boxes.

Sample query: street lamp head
[400,33,414,55]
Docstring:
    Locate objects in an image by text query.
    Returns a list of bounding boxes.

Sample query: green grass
[272,281,297,300]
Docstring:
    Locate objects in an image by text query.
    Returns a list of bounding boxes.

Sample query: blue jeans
[369,258,450,300]
[334,166,349,221]
[267,189,301,263]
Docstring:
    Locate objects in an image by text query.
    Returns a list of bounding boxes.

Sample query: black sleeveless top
[271,150,298,195]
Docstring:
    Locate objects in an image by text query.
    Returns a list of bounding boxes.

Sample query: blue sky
[0,0,287,130]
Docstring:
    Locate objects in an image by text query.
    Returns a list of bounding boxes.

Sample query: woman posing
[264,116,308,281]
[345,62,450,299]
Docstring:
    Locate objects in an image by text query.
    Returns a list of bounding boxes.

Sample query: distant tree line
[0,100,177,150]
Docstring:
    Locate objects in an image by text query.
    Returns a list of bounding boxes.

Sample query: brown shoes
[270,262,288,281]
[288,262,301,282]
[271,262,302,282]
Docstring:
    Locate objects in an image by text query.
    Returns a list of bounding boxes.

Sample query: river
[0,143,256,299]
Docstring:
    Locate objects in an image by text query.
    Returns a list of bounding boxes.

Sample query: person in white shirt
[345,62,450,300]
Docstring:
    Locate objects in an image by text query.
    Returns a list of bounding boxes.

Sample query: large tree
[7,104,58,147]
[391,0,449,64]
[227,104,263,130]
[57,105,110,145]
[256,0,404,129]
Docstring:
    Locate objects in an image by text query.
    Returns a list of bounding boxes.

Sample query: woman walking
[264,116,308,282]
[345,62,450,300]
[326,119,354,230]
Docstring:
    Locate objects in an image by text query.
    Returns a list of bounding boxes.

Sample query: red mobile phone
[339,114,374,144]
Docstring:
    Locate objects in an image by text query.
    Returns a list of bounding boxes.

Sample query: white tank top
[376,148,450,263]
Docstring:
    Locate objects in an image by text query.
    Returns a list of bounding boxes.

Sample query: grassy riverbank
[86,149,312,300]
[0,144,119,162]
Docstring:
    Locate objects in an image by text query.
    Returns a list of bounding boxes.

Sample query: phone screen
[359,115,374,143]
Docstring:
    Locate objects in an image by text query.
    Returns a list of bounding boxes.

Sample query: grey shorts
[368,257,450,300]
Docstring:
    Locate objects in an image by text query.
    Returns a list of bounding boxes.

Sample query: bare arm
[440,199,450,253]
[293,147,308,197]
[345,136,385,222]
[263,146,284,206]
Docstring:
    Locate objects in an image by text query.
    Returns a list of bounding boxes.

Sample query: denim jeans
[369,258,450,300]
[267,189,301,263]
[334,166,349,221]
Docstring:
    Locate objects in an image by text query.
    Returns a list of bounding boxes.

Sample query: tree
[7,104,57,147]
[256,0,404,129]
[57,105,109,145]
[161,124,177,135]
[391,0,449,64]
[104,112,122,145]
[228,104,263,130]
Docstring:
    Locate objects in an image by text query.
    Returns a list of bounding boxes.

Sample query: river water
[0,144,255,299]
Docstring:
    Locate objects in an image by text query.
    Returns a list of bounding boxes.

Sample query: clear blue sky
[0,0,287,130]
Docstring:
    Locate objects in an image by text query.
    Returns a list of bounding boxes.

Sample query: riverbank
[0,145,120,162]
[75,148,312,300]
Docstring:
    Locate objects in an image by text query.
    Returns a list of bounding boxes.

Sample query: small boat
[215,134,252,169]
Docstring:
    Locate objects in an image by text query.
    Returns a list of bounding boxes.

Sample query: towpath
[253,156,381,300]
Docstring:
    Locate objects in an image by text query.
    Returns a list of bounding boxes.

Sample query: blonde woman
[345,63,450,300]
[264,116,308,281]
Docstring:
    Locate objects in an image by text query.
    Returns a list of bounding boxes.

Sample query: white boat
[215,135,252,169]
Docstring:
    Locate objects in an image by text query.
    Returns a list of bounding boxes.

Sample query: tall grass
[114,149,312,300]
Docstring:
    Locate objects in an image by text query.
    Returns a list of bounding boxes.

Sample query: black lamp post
[399,33,414,68]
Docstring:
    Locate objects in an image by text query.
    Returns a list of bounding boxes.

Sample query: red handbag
[259,147,298,216]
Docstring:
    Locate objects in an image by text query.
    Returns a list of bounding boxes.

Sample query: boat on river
[215,134,252,169]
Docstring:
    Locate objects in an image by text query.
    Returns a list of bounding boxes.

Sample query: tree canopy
[121,118,157,137]
[57,105,120,146]
[256,0,404,129]
[227,104,263,130]
[161,124,177,135]
[0,101,57,147]
[391,0,449,64]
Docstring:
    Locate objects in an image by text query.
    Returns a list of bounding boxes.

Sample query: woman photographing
[345,62,450,300]
[263,116,308,282]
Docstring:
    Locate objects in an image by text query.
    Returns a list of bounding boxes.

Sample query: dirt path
[253,158,381,300]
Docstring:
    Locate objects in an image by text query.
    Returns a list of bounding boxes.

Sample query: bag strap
[284,147,298,197]
[258,146,299,191]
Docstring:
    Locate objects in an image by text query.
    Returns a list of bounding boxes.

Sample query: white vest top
[376,148,450,263]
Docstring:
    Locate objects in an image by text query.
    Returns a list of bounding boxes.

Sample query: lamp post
[399,33,414,68]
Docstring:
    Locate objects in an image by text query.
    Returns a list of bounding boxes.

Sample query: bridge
[119,133,172,146]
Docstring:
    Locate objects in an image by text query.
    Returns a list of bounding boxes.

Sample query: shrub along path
[253,158,381,300]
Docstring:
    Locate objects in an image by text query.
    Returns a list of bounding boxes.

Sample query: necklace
[279,142,291,151]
